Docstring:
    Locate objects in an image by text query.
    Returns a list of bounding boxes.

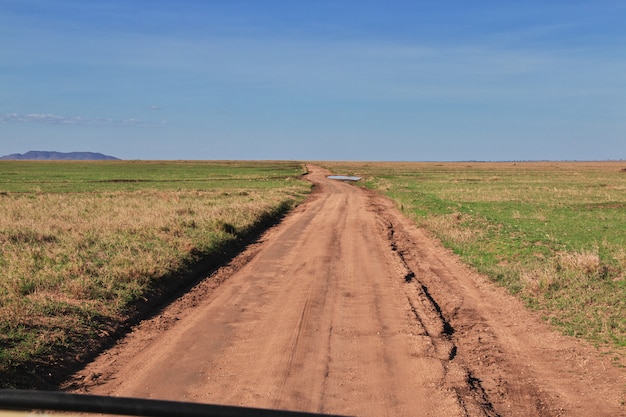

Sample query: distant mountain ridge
[0,151,120,160]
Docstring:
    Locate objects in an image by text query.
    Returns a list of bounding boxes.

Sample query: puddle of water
[328,175,361,181]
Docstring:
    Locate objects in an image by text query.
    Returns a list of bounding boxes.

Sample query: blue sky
[1,1,625,160]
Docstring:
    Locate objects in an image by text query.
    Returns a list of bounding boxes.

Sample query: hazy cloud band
[0,112,168,127]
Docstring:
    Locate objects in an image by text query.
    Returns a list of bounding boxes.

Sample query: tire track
[380,215,498,416]
[368,190,582,416]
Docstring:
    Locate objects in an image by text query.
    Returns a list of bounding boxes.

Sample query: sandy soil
[65,165,626,416]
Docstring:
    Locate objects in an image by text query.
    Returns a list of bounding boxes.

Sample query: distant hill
[0,151,120,161]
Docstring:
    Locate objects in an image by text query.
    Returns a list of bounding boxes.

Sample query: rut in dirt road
[67,165,626,417]
[383,219,498,417]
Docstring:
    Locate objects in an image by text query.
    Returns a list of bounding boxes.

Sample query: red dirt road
[67,166,626,416]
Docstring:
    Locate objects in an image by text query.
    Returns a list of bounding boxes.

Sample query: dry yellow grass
[1,189,299,302]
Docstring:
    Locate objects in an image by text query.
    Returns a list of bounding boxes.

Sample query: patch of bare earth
[65,166,626,417]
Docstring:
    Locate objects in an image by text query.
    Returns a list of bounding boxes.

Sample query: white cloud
[0,112,167,127]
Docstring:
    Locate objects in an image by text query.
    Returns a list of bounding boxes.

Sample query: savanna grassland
[320,161,626,352]
[0,160,310,387]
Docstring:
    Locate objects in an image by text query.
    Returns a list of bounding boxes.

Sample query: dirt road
[67,166,625,416]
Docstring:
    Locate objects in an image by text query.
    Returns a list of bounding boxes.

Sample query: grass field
[320,161,626,352]
[2,159,624,387]
[0,160,310,387]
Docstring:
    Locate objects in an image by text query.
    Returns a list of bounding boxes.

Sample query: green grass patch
[0,160,306,193]
[321,161,626,349]
[0,160,310,387]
